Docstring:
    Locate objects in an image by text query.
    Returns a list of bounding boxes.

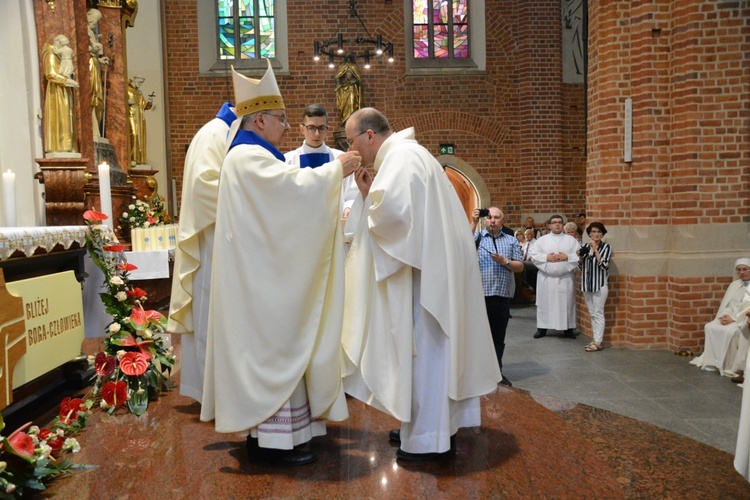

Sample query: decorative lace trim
[0,226,91,260]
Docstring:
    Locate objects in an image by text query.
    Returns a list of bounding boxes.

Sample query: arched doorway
[438,155,491,225]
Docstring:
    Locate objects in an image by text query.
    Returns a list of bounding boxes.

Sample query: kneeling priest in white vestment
[341,108,501,462]
[200,60,361,466]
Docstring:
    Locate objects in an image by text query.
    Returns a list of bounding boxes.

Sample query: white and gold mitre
[232,59,284,117]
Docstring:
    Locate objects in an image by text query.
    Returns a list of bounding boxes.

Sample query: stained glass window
[413,0,468,59]
[218,0,276,60]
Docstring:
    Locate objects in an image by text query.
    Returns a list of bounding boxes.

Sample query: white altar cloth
[0,226,87,260]
[125,250,171,280]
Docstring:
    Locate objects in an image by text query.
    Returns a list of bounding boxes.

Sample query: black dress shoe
[256,448,318,466]
[247,437,318,466]
[389,429,401,443]
[563,330,577,339]
[533,330,547,339]
[499,376,513,387]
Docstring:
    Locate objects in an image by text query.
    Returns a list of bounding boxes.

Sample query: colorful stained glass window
[218,0,275,60]
[413,0,468,59]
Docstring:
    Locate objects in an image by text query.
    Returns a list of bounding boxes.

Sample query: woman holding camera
[579,222,612,352]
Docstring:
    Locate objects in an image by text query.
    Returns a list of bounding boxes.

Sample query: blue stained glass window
[218,0,276,60]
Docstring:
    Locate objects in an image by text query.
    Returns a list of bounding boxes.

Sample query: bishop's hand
[339,151,362,178]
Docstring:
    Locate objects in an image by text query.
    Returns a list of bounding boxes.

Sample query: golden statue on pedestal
[335,58,362,124]
[127,76,154,165]
[42,35,79,153]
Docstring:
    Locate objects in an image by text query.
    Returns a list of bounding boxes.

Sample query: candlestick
[98,162,113,228]
[2,169,16,227]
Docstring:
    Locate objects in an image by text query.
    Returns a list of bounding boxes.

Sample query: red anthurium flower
[101,381,128,407]
[8,432,35,458]
[145,310,166,327]
[38,428,53,440]
[1,422,34,460]
[126,287,147,299]
[119,335,154,361]
[94,352,116,377]
[59,397,87,425]
[129,306,147,328]
[147,216,157,224]
[117,262,138,272]
[103,244,124,252]
[83,210,108,222]
[120,352,150,376]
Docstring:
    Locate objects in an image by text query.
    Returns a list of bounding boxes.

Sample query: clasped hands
[719,314,734,326]
[547,252,569,262]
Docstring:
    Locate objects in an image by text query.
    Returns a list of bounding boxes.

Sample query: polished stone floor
[41,303,750,498]
[504,303,744,454]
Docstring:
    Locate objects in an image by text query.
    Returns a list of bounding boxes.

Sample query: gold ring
[357,161,362,167]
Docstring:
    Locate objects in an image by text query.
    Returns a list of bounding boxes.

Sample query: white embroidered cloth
[0,226,88,260]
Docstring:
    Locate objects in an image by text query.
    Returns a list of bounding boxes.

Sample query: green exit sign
[439,144,455,155]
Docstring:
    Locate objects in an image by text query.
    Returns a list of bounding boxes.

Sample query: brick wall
[163,0,586,229]
[163,1,750,350]
[585,0,750,349]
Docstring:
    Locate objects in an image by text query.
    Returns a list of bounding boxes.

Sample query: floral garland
[83,210,175,415]
[0,394,93,496]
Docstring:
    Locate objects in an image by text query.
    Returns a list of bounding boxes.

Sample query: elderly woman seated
[690,258,750,378]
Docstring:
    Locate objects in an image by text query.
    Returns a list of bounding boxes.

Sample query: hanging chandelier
[312,0,394,69]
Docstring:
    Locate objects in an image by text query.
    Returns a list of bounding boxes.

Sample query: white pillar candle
[98,162,113,228]
[3,169,16,227]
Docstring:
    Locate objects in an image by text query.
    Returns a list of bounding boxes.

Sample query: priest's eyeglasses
[346,130,367,147]
[261,112,288,126]
[304,125,329,134]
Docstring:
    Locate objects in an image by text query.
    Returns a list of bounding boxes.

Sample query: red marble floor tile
[38,338,750,498]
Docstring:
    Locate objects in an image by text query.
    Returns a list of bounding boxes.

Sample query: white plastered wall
[126,0,169,210]
[0,0,45,227]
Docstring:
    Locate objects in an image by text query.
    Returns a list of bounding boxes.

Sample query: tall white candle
[2,169,16,227]
[98,162,113,228]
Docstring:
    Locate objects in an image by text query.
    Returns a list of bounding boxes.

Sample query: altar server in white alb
[285,104,359,216]
[167,102,235,403]
[200,60,361,466]
[530,215,581,339]
[341,108,501,462]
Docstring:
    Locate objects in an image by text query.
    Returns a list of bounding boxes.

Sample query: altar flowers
[83,210,175,416]
[0,399,94,497]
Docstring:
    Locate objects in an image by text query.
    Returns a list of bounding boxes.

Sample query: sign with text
[5,271,84,391]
